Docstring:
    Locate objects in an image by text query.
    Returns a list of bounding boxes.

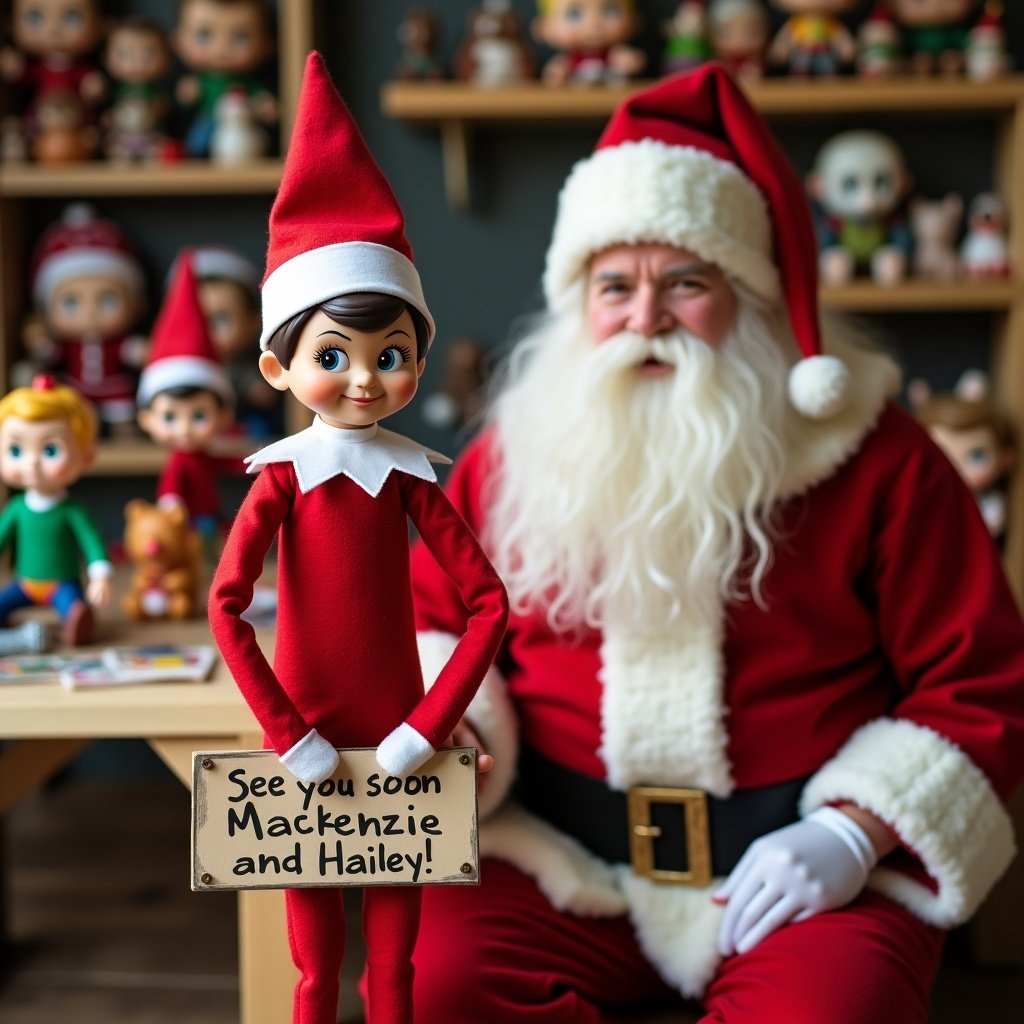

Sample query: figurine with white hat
[137,253,241,553]
[208,53,509,1024]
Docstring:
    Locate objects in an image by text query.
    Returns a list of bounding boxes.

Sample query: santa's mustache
[583,331,705,373]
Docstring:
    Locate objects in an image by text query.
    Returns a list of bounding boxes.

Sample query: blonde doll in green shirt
[0,375,112,645]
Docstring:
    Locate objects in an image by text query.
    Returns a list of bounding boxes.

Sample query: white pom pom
[788,355,850,419]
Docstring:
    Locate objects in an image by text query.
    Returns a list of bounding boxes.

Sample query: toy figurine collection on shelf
[0,0,279,165]
[807,129,1011,285]
[392,0,1010,83]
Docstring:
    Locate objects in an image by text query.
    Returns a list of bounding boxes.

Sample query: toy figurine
[807,129,913,286]
[960,192,1010,278]
[136,253,242,556]
[708,0,769,79]
[0,0,107,158]
[102,16,174,163]
[454,0,536,85]
[888,0,982,76]
[910,371,1015,539]
[29,204,148,436]
[208,53,508,1024]
[173,0,277,158]
[910,193,962,280]
[122,499,203,620]
[32,90,98,163]
[966,1,1009,81]
[662,1,713,75]
[856,5,901,77]
[0,376,111,646]
[532,0,646,85]
[421,336,490,431]
[766,0,858,77]
[183,245,282,438]
[396,8,445,81]
[209,85,267,162]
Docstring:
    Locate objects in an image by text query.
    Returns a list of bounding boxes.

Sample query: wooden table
[0,613,295,1024]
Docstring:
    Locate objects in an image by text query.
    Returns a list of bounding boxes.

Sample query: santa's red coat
[410,394,1024,994]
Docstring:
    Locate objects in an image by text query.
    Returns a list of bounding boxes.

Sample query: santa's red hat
[31,203,144,310]
[544,64,849,419]
[259,51,434,349]
[137,252,233,408]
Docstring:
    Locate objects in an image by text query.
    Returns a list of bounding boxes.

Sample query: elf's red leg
[362,885,421,1024]
[285,886,346,1024]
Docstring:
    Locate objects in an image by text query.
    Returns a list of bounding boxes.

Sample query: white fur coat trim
[779,334,902,499]
[417,631,518,819]
[801,717,1016,927]
[479,802,725,998]
[599,621,733,797]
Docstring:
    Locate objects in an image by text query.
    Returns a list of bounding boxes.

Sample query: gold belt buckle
[626,785,711,887]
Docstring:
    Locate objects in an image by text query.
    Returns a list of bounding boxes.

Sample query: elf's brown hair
[263,292,430,369]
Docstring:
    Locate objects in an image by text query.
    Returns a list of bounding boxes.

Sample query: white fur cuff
[376,722,435,776]
[280,729,340,784]
[801,717,1016,927]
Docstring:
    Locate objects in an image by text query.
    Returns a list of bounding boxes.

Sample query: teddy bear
[122,499,204,620]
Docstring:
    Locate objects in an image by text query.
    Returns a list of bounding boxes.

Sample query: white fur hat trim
[543,139,779,308]
[260,240,435,349]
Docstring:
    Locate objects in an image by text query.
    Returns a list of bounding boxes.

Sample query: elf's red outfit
[211,422,507,1023]
[209,53,509,1024]
[155,448,243,522]
[405,67,1024,1022]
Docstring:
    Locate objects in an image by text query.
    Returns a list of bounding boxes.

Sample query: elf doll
[136,253,242,554]
[186,245,282,437]
[28,204,148,435]
[208,53,509,1024]
[0,376,111,646]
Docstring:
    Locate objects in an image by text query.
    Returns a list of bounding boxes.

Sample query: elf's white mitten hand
[713,807,877,957]
[376,723,435,776]
[279,729,339,784]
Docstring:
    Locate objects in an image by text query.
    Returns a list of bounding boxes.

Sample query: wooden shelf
[90,437,261,476]
[382,75,1024,123]
[820,279,1019,312]
[0,158,283,198]
[381,76,1024,210]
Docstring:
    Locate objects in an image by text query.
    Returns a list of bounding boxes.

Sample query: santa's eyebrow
[663,262,713,277]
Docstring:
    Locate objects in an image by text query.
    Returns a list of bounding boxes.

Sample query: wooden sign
[191,747,479,891]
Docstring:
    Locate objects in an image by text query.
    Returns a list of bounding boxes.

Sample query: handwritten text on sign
[191,747,479,891]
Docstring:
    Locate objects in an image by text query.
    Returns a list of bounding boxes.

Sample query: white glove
[376,722,435,776]
[279,728,339,784]
[714,807,877,957]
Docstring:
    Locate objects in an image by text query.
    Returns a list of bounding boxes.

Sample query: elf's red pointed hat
[260,52,434,349]
[544,64,848,419]
[137,252,233,408]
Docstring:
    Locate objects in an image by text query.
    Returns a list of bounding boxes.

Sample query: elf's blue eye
[316,347,349,373]
[377,347,406,372]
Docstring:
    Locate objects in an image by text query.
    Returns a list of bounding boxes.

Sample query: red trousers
[409,859,945,1024]
[286,885,420,1024]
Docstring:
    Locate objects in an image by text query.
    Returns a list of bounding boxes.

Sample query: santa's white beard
[485,294,792,634]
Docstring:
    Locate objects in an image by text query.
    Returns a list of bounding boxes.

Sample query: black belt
[517,745,808,886]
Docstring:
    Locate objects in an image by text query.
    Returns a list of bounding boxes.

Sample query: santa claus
[409,66,1024,1021]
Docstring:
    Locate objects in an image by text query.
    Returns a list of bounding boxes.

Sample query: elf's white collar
[245,417,451,497]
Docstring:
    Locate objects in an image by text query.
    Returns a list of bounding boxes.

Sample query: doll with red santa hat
[208,52,509,1024]
[28,204,148,435]
[137,253,243,553]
